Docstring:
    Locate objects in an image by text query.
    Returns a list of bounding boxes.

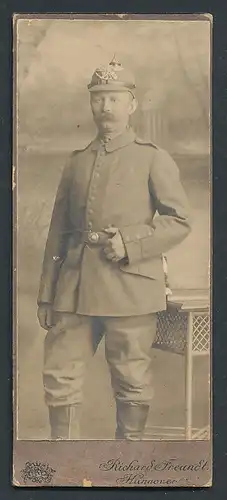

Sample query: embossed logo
[21,461,56,484]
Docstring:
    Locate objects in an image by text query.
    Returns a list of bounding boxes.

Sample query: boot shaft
[115,402,150,440]
[49,405,80,440]
[48,402,149,440]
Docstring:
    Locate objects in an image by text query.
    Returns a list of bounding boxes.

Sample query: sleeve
[37,156,73,305]
[119,148,192,265]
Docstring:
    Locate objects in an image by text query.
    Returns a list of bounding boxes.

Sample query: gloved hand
[37,304,53,330]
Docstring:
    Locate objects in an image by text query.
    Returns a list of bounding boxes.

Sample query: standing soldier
[37,56,191,440]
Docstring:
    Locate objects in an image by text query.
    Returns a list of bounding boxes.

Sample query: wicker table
[145,290,210,440]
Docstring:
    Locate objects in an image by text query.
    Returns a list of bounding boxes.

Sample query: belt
[82,230,110,246]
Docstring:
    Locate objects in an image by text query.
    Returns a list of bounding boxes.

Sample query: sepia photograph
[13,14,211,487]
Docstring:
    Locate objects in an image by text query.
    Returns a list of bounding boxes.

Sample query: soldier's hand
[103,226,127,262]
[37,304,53,330]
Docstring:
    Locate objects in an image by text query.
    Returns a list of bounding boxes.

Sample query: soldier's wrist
[38,302,52,307]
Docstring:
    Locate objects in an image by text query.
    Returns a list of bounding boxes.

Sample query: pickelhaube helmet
[87,55,136,94]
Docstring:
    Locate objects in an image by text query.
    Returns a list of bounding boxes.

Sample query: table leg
[185,311,193,439]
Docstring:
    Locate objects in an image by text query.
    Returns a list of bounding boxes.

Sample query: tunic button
[88,222,92,229]
[53,255,60,261]
[88,209,93,214]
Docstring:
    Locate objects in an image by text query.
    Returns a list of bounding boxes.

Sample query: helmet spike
[109,54,123,71]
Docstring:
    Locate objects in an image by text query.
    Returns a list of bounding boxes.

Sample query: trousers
[43,312,157,408]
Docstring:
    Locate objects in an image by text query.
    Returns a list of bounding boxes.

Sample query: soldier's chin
[98,120,115,131]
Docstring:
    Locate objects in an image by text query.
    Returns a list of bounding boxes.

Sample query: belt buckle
[88,231,100,244]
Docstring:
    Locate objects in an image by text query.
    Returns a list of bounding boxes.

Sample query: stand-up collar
[91,127,136,152]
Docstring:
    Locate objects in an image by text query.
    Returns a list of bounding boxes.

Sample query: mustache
[97,113,116,121]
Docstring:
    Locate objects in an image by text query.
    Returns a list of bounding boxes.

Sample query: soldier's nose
[103,100,111,112]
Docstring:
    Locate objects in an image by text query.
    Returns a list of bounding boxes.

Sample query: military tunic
[38,127,191,316]
[41,57,192,434]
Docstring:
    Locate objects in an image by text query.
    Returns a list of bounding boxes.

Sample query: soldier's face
[90,91,136,132]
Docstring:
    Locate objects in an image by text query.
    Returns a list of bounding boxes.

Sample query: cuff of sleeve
[119,227,142,265]
[37,282,54,305]
[37,300,52,306]
[119,225,154,265]
[123,239,142,265]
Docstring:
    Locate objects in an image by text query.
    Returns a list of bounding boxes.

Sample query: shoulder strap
[135,137,158,149]
[71,141,93,156]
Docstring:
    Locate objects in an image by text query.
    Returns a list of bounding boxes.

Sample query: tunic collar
[91,127,136,152]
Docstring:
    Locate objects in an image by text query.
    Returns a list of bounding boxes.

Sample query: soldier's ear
[129,95,138,115]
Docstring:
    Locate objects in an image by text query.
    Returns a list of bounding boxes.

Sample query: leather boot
[48,405,80,440]
[115,401,150,440]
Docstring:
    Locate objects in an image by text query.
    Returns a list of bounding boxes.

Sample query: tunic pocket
[120,256,164,281]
